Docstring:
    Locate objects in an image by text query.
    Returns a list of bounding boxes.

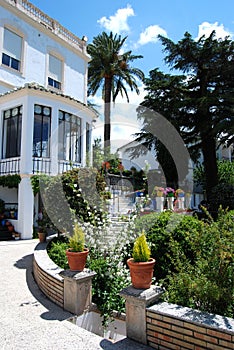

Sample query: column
[120,285,164,344]
[18,97,34,239]
[18,175,34,239]
[50,107,58,175]
[60,269,96,315]
[81,118,87,167]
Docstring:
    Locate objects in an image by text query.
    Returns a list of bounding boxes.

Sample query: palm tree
[87,31,144,153]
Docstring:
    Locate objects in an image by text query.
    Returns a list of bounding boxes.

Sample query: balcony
[0,158,20,174]
[4,0,86,53]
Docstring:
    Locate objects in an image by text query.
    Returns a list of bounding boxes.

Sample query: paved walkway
[0,239,153,350]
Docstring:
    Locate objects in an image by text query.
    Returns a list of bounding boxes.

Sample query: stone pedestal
[178,196,185,210]
[60,269,96,315]
[156,197,164,212]
[167,196,174,210]
[120,285,164,344]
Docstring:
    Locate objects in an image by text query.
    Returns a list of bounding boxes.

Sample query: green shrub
[47,237,69,270]
[132,232,151,262]
[164,209,234,318]
[68,223,85,252]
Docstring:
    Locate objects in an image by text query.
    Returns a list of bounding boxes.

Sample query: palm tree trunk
[104,77,112,156]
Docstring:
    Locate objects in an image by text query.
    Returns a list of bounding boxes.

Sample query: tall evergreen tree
[135,31,234,201]
[87,32,144,154]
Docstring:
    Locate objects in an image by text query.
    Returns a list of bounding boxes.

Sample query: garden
[38,167,234,327]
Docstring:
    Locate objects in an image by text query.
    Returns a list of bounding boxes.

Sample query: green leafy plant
[132,231,151,262]
[47,236,69,269]
[68,223,85,252]
[0,174,21,188]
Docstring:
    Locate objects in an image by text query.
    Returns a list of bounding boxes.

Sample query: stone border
[33,241,96,315]
[33,242,64,308]
[120,286,234,349]
[147,302,234,349]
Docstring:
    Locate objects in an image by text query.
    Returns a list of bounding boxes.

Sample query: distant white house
[0,0,96,238]
[118,139,233,208]
[117,140,159,171]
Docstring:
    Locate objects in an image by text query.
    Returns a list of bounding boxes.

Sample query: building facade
[0,0,96,239]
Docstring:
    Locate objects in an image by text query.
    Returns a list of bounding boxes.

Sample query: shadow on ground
[100,338,153,349]
[14,252,73,322]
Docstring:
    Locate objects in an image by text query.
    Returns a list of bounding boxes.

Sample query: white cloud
[136,25,167,47]
[98,5,134,33]
[197,22,233,40]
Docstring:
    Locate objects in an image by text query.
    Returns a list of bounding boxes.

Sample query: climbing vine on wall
[0,174,21,188]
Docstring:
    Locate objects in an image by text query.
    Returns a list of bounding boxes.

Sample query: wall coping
[34,242,64,282]
[148,301,234,334]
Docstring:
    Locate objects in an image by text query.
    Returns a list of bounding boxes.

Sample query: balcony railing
[0,158,20,175]
[32,158,51,174]
[58,160,81,174]
[5,0,85,53]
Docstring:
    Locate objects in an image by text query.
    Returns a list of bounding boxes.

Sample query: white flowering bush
[47,216,138,327]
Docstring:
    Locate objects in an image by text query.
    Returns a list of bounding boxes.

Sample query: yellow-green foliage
[68,223,85,252]
[132,231,151,262]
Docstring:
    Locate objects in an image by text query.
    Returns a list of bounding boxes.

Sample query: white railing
[58,160,81,174]
[32,157,51,174]
[4,0,85,52]
[0,157,20,175]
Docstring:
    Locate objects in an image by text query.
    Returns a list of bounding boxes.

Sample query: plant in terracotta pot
[127,231,155,289]
[66,223,89,271]
[37,214,48,243]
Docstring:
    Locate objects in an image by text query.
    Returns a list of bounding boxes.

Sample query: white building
[0,0,96,239]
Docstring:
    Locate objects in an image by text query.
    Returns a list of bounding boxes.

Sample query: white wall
[0,5,86,102]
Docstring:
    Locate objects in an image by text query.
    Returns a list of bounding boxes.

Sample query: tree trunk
[104,77,112,156]
[201,136,218,203]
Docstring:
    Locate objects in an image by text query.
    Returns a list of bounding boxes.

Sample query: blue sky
[31,0,234,148]
[31,0,234,77]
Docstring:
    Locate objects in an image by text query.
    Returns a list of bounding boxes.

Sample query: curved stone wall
[33,242,64,308]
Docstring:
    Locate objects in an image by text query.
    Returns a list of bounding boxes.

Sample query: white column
[81,118,86,167]
[17,97,34,239]
[18,175,34,239]
[50,107,59,175]
[20,97,33,174]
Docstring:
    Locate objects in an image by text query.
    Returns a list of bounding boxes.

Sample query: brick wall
[146,302,234,350]
[33,243,64,308]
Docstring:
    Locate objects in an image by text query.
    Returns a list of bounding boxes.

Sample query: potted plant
[152,186,164,198]
[127,231,155,289]
[66,223,89,271]
[37,213,48,243]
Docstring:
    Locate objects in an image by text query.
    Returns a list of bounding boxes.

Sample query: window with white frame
[2,106,22,158]
[48,54,62,90]
[58,111,81,163]
[33,105,51,158]
[2,28,22,71]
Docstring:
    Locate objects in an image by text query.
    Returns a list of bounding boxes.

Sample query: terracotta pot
[127,258,155,289]
[8,224,14,232]
[66,248,89,271]
[38,232,46,243]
